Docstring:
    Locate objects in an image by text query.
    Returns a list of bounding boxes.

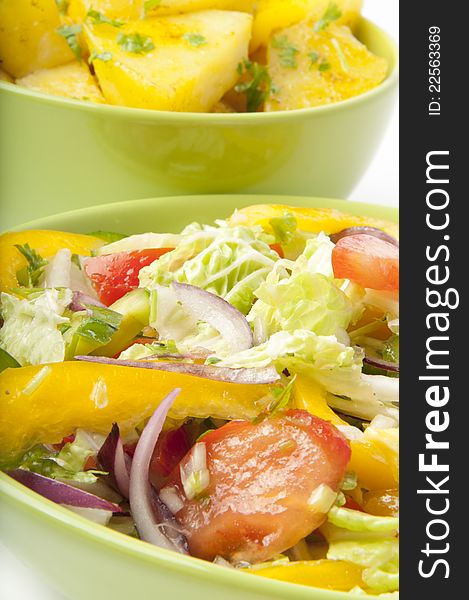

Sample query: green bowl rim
[1,194,398,599]
[0,17,398,124]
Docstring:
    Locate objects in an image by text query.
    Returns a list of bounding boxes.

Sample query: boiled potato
[265,22,387,111]
[0,0,75,78]
[146,1,255,17]
[16,62,105,103]
[67,0,144,21]
[84,10,252,111]
[251,0,363,52]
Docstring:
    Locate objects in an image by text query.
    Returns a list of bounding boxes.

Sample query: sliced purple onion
[7,470,123,512]
[330,227,399,247]
[129,388,187,553]
[75,355,280,384]
[364,354,399,373]
[97,424,130,498]
[70,291,107,312]
[172,282,253,353]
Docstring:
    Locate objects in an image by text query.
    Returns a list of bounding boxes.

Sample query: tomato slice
[160,410,351,563]
[269,243,284,258]
[332,234,399,291]
[149,426,191,485]
[84,248,173,305]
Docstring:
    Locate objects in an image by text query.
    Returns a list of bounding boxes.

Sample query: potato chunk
[251,0,363,52]
[265,22,387,111]
[67,0,144,21]
[0,0,75,78]
[16,62,105,103]
[146,1,255,17]
[84,10,252,111]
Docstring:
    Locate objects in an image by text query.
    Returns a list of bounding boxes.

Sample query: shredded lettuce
[139,224,280,314]
[322,507,399,594]
[13,430,106,484]
[0,289,72,366]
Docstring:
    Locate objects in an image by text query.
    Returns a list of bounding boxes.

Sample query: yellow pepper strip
[228,204,399,240]
[292,374,347,426]
[0,230,103,292]
[247,559,364,591]
[0,362,273,464]
[348,430,399,491]
[362,488,399,517]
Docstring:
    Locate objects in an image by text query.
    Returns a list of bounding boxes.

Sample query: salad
[0,1,388,112]
[0,204,399,595]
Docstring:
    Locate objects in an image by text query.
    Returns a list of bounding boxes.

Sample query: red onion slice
[70,291,107,312]
[330,227,399,247]
[129,388,187,552]
[364,354,399,373]
[7,470,123,512]
[97,424,130,498]
[75,355,280,384]
[172,282,253,353]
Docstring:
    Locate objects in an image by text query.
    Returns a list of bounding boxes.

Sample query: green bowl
[0,194,398,600]
[0,17,398,230]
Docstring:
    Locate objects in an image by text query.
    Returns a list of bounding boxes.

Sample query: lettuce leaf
[323,507,399,594]
[0,289,72,366]
[139,224,280,314]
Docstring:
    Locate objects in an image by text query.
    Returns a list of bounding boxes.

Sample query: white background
[0,2,398,598]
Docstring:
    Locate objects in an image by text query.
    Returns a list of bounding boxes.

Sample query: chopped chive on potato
[250,0,363,52]
[0,0,75,78]
[16,62,105,104]
[266,22,387,111]
[84,10,252,111]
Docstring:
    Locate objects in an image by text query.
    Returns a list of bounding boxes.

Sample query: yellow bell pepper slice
[0,362,273,463]
[0,230,103,293]
[229,204,398,240]
[248,559,363,591]
[349,427,399,491]
[292,374,347,426]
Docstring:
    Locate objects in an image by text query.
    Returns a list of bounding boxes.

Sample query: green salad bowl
[0,17,398,230]
[0,194,398,600]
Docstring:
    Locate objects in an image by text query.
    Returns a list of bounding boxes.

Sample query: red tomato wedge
[84,248,173,305]
[160,410,351,563]
[150,426,191,484]
[332,234,399,291]
[269,243,285,258]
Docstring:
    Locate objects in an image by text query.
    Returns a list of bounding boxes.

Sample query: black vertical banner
[400,1,466,597]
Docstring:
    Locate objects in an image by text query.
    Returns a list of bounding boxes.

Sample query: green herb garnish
[56,24,83,61]
[14,244,48,287]
[87,9,123,28]
[235,59,272,113]
[55,0,69,15]
[314,2,342,32]
[144,0,162,12]
[272,35,299,68]
[182,32,207,47]
[308,51,320,66]
[319,60,331,72]
[117,32,155,54]
[206,356,222,365]
[75,304,122,344]
[89,50,113,63]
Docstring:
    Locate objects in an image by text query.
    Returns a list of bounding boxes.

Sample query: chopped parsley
[144,0,162,12]
[56,24,83,61]
[319,60,331,72]
[89,50,113,63]
[55,0,69,15]
[117,32,155,54]
[272,35,299,69]
[182,32,208,47]
[14,244,48,287]
[253,376,297,423]
[87,9,124,28]
[314,2,342,32]
[235,59,272,113]
[331,38,350,73]
[206,356,222,365]
[308,51,320,66]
